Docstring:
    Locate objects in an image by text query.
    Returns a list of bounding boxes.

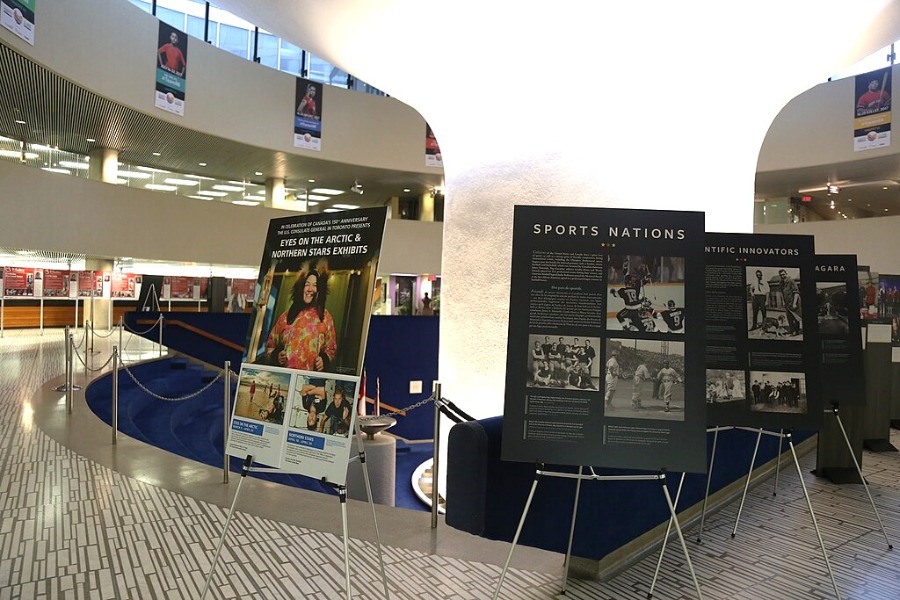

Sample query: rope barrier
[121,362,225,402]
[122,316,163,336]
[92,326,117,339]
[71,344,116,372]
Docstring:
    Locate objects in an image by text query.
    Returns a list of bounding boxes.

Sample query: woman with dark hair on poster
[265,261,337,371]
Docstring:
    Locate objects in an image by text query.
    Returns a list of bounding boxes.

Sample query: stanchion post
[224,361,231,484]
[158,315,164,356]
[65,326,73,414]
[431,382,442,529]
[111,347,119,445]
[118,315,123,357]
[83,321,89,374]
[90,319,95,355]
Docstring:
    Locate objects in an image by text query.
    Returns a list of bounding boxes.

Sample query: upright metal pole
[560,466,584,595]
[1,295,5,338]
[492,470,541,600]
[118,315,123,358]
[74,297,79,331]
[659,474,704,600]
[39,297,44,335]
[223,361,231,484]
[697,428,719,543]
[83,321,89,374]
[65,327,73,414]
[158,314,164,356]
[649,472,687,598]
[339,487,353,600]
[431,382,442,529]
[354,425,391,599]
[732,428,763,538]
[90,319,95,354]
[773,428,783,496]
[111,347,119,445]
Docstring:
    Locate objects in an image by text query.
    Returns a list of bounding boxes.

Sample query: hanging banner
[0,0,34,45]
[501,206,707,473]
[705,233,823,430]
[68,272,78,299]
[293,78,323,151]
[42,269,70,298]
[425,123,442,167]
[227,207,387,484]
[816,255,865,407]
[111,272,138,299]
[3,266,35,296]
[77,271,96,297]
[854,67,891,151]
[155,21,188,116]
[162,276,200,299]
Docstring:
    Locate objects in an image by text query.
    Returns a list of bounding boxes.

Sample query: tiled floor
[4,327,900,598]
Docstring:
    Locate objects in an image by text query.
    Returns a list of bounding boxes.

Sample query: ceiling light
[86,138,96,143]
[185,174,215,181]
[0,150,38,159]
[58,160,89,170]
[332,203,360,210]
[196,190,228,197]
[307,201,319,206]
[41,167,71,175]
[14,119,25,125]
[308,179,316,183]
[311,188,344,195]
[16,250,36,256]
[243,195,266,201]
[144,183,178,191]
[403,188,411,193]
[152,152,161,156]
[198,162,207,167]
[188,195,212,200]
[323,208,341,213]
[135,166,171,174]
[349,181,364,195]
[117,170,152,179]
[232,200,260,206]
[165,178,200,186]
[829,200,835,209]
[305,194,331,201]
[213,184,245,192]
[254,171,263,176]
[31,144,55,151]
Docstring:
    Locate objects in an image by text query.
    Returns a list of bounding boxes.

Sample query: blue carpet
[85,358,432,511]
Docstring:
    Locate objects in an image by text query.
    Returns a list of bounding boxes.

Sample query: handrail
[135,318,244,352]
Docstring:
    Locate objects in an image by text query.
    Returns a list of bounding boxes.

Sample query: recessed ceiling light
[254,171,263,176]
[86,138,96,143]
[41,167,72,175]
[188,195,212,200]
[213,184,245,192]
[885,208,889,212]
[14,120,25,125]
[135,166,171,174]
[196,190,228,197]
[883,186,889,190]
[198,162,207,167]
[308,179,316,183]
[144,183,178,191]
[232,200,259,206]
[164,178,200,186]
[243,194,266,201]
[307,201,319,206]
[332,204,360,210]
[403,188,411,193]
[58,160,89,170]
[0,150,38,159]
[184,174,215,181]
[305,194,331,201]
[152,152,161,156]
[117,170,152,179]
[311,188,344,195]
[323,208,341,213]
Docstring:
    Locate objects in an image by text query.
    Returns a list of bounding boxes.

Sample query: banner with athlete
[0,0,34,44]
[155,21,188,116]
[226,207,387,485]
[502,206,707,473]
[293,77,323,151]
[704,233,823,430]
[854,66,891,151]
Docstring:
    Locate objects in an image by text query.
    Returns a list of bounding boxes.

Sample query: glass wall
[126,0,386,94]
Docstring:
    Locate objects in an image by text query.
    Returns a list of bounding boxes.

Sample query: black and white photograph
[816,282,850,337]
[746,266,803,340]
[748,371,807,415]
[607,254,686,334]
[526,334,600,390]
[603,338,685,421]
[706,369,745,405]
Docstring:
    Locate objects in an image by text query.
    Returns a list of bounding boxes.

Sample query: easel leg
[648,472,686,599]
[773,429,783,497]
[492,468,541,600]
[354,427,392,598]
[786,431,842,600]
[697,428,719,544]
[732,429,762,538]
[659,474,704,600]
[832,409,893,550]
[560,466,584,595]
[201,455,252,600]
[339,486,353,600]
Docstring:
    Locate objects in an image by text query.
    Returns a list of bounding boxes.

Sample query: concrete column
[420,192,435,221]
[83,258,114,329]
[265,177,286,209]
[387,196,399,219]
[88,148,119,184]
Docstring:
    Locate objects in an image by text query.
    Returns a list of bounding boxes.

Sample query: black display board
[502,206,707,473]
[705,233,823,430]
[815,255,865,407]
